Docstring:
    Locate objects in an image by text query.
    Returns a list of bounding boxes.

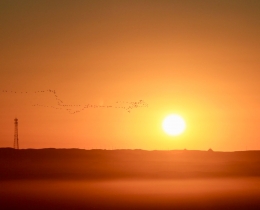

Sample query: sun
[162,114,186,136]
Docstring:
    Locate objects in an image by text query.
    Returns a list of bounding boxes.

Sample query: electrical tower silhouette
[14,118,19,149]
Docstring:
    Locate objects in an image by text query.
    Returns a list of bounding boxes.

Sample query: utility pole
[14,118,19,149]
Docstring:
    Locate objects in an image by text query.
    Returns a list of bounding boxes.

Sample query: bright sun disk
[162,114,186,136]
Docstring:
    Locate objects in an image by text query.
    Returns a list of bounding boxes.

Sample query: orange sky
[1,0,260,150]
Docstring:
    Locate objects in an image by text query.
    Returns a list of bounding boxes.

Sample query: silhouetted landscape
[1,148,260,209]
[1,148,260,180]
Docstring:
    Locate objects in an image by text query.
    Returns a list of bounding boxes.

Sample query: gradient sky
[1,0,260,150]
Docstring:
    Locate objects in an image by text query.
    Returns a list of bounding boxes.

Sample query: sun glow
[162,114,186,136]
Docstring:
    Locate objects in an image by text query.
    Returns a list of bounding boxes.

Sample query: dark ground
[1,148,260,209]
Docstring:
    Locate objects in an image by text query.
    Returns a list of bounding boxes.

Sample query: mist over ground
[1,148,260,209]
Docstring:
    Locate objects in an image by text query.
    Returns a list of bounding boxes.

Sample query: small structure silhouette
[14,118,19,149]
[208,148,213,152]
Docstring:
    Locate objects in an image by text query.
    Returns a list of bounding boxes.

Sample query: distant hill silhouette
[1,148,260,180]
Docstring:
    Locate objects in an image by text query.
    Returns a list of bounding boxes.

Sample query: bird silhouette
[2,89,148,114]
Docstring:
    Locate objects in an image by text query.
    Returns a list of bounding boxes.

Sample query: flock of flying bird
[1,89,148,114]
